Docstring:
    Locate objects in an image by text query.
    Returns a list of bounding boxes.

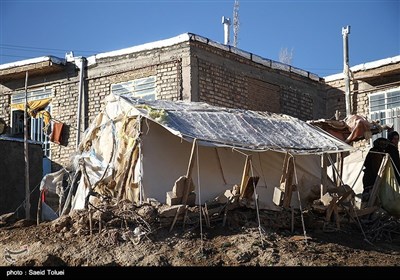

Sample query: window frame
[111,76,156,100]
[369,87,400,139]
[10,87,53,158]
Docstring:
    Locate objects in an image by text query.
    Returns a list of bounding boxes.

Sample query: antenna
[233,0,240,48]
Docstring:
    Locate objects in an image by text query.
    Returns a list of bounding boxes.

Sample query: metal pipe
[222,16,231,45]
[342,25,351,116]
[75,57,86,149]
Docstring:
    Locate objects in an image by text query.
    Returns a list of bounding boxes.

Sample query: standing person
[362,131,400,205]
[388,130,400,147]
[387,130,400,182]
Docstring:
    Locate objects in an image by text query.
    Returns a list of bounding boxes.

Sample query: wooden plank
[169,205,183,232]
[281,157,294,208]
[336,153,343,187]
[282,184,294,208]
[186,139,197,179]
[279,153,290,186]
[239,156,251,198]
[182,139,197,205]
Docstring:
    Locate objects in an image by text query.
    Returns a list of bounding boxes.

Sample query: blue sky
[0,0,399,77]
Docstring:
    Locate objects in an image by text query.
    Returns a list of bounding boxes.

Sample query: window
[111,76,156,100]
[370,87,400,139]
[11,88,52,158]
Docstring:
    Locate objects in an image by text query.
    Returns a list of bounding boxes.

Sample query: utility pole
[24,71,30,220]
[342,25,351,117]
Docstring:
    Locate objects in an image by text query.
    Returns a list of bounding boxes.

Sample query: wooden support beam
[182,139,197,205]
[279,153,289,186]
[239,156,251,198]
[336,153,344,188]
[281,157,294,208]
[169,205,183,232]
[321,153,327,199]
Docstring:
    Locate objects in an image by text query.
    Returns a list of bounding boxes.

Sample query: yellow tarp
[379,159,400,216]
[11,98,52,126]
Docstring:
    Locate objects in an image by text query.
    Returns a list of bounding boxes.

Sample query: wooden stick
[182,139,197,205]
[88,206,93,236]
[279,152,289,186]
[169,205,182,232]
[98,216,102,234]
[36,190,43,226]
[320,153,327,198]
[239,156,251,198]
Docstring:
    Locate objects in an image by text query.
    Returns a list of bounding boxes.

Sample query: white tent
[66,93,354,212]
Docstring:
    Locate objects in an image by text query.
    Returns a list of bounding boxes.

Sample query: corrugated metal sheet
[120,94,353,154]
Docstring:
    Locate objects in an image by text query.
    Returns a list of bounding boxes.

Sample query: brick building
[0,33,330,172]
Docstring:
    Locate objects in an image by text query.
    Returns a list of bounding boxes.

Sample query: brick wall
[325,79,373,119]
[197,60,248,109]
[157,60,182,101]
[49,81,80,170]
[281,86,313,119]
[191,41,325,120]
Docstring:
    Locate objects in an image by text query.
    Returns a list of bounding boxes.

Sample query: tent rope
[249,158,265,246]
[195,140,204,255]
[291,154,308,244]
[12,182,41,216]
[326,154,347,190]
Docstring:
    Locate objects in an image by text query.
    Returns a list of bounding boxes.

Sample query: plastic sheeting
[379,157,400,216]
[120,94,354,155]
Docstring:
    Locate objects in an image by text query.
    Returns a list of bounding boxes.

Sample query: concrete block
[166,191,181,206]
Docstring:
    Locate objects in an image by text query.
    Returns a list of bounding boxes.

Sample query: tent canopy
[119,94,354,155]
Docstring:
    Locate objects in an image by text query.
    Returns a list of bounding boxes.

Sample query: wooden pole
[182,139,197,205]
[24,71,30,220]
[320,153,327,198]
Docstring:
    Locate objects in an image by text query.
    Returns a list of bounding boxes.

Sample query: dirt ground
[1,201,400,270]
